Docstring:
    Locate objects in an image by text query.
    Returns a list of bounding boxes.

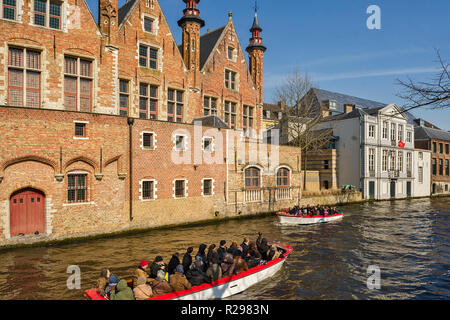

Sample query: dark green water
[0,198,448,300]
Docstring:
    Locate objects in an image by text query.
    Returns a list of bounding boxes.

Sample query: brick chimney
[344,104,354,113]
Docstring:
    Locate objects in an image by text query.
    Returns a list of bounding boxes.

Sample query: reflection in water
[0,198,448,300]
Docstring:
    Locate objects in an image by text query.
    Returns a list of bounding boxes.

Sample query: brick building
[0,0,303,246]
[415,126,450,195]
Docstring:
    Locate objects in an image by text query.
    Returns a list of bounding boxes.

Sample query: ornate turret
[178,0,205,87]
[246,6,266,103]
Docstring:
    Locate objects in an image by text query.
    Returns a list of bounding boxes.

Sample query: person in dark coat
[240,237,250,258]
[206,244,217,267]
[150,256,167,278]
[186,260,210,286]
[246,242,262,268]
[167,253,181,275]
[256,233,271,261]
[195,244,207,272]
[182,247,193,272]
[206,255,222,282]
[217,240,228,263]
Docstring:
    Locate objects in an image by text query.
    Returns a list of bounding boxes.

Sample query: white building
[413,149,432,197]
[318,104,430,199]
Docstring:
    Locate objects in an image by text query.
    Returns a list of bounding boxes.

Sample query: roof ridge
[200,25,226,38]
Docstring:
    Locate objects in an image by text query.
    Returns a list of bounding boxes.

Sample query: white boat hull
[277,213,343,225]
[150,244,293,300]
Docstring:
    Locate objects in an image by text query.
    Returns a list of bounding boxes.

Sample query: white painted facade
[413,149,431,197]
[318,104,429,199]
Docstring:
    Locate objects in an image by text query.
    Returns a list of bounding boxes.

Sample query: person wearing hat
[106,274,119,297]
[150,256,167,278]
[110,278,135,300]
[133,259,150,288]
[133,276,153,300]
[169,264,192,292]
[217,240,228,263]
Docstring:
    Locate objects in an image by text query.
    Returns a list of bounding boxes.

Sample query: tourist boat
[277,210,343,225]
[84,242,292,300]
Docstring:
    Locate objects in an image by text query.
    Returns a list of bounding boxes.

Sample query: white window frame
[73,120,89,140]
[173,179,188,199]
[368,125,375,138]
[142,13,158,35]
[202,136,214,153]
[173,134,188,151]
[140,131,157,150]
[139,179,157,201]
[201,178,215,197]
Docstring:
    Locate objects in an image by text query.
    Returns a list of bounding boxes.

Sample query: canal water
[0,198,448,300]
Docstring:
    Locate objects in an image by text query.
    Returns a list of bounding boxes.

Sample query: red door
[10,189,45,237]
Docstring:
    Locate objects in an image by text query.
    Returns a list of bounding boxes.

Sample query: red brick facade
[0,1,304,246]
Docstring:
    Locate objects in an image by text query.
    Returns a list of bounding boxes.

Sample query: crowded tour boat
[277,205,343,225]
[84,233,292,300]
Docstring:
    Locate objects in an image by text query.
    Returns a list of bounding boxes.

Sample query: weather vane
[254,0,258,13]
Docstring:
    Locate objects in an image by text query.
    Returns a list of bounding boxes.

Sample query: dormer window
[329,100,337,110]
[144,16,153,33]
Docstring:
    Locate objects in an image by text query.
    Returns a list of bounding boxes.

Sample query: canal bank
[0,197,448,299]
[0,190,362,251]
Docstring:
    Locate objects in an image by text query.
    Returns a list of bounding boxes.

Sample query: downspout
[128,117,135,222]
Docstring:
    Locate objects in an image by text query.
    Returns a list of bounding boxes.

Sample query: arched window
[245,167,260,188]
[276,167,290,187]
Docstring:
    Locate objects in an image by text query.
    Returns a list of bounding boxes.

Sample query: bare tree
[275,68,333,194]
[397,49,450,112]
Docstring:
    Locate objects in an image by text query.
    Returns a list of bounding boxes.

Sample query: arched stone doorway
[10,188,46,237]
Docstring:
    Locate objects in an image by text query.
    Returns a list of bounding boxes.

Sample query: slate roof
[199,26,226,70]
[311,88,386,114]
[118,0,137,26]
[415,126,450,142]
[192,115,230,129]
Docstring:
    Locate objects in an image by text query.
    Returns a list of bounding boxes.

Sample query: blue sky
[87,0,449,129]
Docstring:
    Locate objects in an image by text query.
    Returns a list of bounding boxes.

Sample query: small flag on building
[398,140,405,149]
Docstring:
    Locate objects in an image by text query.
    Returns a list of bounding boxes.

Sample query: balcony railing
[388,170,400,178]
[369,170,375,177]
[244,189,262,202]
[275,187,291,201]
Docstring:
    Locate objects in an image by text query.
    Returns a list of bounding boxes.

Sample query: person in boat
[151,270,174,297]
[92,276,108,299]
[150,256,167,279]
[133,276,153,300]
[182,246,194,272]
[169,264,192,292]
[268,244,281,261]
[206,244,218,267]
[110,278,135,300]
[227,240,239,255]
[167,252,181,275]
[256,233,271,260]
[106,274,119,297]
[195,244,208,271]
[217,240,228,263]
[240,237,250,258]
[206,254,222,282]
[233,249,249,274]
[133,259,150,288]
[220,252,236,277]
[186,260,210,286]
[99,268,111,295]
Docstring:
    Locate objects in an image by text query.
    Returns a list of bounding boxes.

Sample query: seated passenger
[92,277,108,298]
[206,255,222,282]
[133,276,153,300]
[256,233,270,260]
[133,259,150,288]
[169,265,192,292]
[151,270,174,297]
[110,279,135,300]
[227,241,238,255]
[182,247,194,272]
[195,244,208,271]
[246,242,262,267]
[150,256,167,278]
[220,253,236,277]
[167,253,181,275]
[268,244,281,261]
[233,250,249,274]
[217,240,228,263]
[186,260,210,286]
[206,244,218,267]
